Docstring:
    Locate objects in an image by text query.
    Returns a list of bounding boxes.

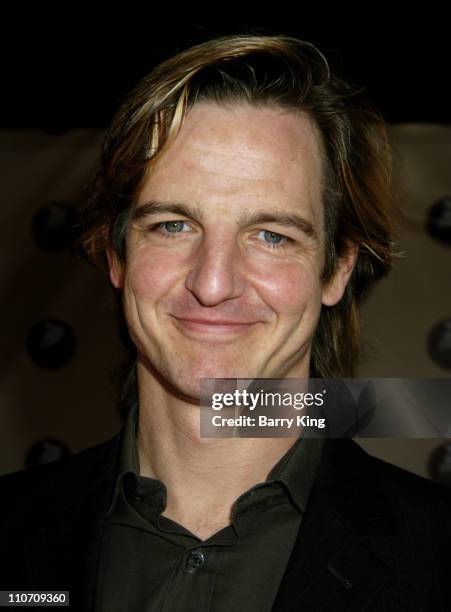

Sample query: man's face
[108,103,354,400]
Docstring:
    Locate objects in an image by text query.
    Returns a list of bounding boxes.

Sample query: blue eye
[163,221,186,233]
[261,230,284,244]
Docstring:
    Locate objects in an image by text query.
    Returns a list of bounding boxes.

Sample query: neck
[135,360,305,538]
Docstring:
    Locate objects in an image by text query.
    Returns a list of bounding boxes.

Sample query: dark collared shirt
[94,402,324,611]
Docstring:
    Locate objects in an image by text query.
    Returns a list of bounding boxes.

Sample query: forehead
[138,102,324,226]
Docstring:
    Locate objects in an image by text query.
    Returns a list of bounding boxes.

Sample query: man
[2,34,451,611]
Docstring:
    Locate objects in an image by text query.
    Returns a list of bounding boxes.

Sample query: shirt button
[186,549,205,573]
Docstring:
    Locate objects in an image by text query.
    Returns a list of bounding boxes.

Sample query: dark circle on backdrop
[426,197,451,246]
[428,442,451,487]
[427,319,451,370]
[32,202,80,252]
[26,319,76,369]
[26,438,70,470]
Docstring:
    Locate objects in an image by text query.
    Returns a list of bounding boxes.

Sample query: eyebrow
[132,200,318,242]
[132,201,200,222]
[240,211,318,242]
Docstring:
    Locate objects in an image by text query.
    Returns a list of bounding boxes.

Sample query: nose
[184,233,246,306]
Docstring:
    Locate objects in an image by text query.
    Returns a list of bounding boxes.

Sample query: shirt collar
[108,399,324,517]
[119,399,140,474]
[265,434,324,513]
[107,400,140,517]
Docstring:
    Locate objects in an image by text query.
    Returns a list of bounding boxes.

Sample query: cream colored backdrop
[357,124,451,476]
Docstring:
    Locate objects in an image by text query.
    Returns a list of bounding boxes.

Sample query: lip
[171,316,258,337]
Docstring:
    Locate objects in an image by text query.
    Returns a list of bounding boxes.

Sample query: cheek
[253,262,322,314]
[125,250,180,300]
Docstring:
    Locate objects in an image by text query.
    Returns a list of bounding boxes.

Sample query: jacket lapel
[271,438,395,611]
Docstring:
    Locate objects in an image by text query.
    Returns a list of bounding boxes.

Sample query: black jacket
[1,434,451,611]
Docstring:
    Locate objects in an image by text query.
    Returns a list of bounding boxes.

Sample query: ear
[321,242,358,307]
[106,246,125,290]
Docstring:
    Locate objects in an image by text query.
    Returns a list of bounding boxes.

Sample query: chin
[164,361,258,402]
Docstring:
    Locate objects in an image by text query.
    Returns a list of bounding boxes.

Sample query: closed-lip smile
[177,317,254,325]
[171,315,258,336]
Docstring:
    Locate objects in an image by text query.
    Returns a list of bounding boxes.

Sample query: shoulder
[363,443,451,528]
[359,440,451,502]
[325,436,450,490]
[0,434,121,523]
[320,438,451,530]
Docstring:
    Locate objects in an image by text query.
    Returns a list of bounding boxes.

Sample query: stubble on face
[116,102,328,401]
